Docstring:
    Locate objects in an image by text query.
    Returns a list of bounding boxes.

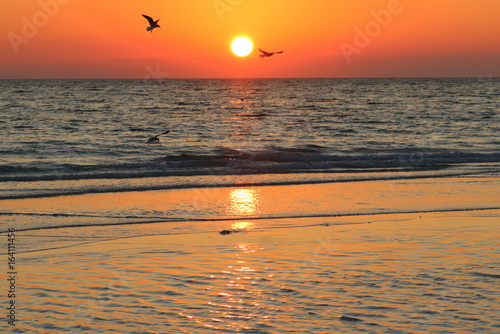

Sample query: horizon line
[0,76,498,80]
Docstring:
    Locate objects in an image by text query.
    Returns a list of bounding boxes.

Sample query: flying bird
[142,14,161,32]
[146,130,170,145]
[259,48,283,58]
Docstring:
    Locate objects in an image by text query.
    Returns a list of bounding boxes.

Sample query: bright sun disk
[231,37,253,57]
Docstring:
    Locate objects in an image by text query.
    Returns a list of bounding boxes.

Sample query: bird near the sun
[259,48,284,58]
[146,130,170,145]
[142,14,161,32]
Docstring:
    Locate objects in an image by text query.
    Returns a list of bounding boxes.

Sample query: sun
[231,37,253,57]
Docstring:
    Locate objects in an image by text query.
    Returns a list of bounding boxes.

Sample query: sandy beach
[8,207,500,333]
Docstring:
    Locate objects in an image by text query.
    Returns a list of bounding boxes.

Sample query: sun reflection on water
[231,221,256,230]
[202,239,273,331]
[227,188,260,217]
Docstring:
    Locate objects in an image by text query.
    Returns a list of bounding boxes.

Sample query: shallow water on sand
[17,213,500,333]
[2,176,499,253]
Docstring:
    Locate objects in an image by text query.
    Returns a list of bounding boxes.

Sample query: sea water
[0,78,498,231]
[1,78,499,333]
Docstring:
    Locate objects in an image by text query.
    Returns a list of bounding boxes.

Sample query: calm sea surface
[0,78,499,333]
[1,78,498,183]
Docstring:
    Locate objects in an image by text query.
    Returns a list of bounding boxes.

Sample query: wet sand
[12,209,500,333]
[3,175,499,255]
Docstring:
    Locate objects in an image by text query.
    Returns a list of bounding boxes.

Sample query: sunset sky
[1,0,500,78]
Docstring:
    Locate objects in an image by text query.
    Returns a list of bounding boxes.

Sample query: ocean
[1,78,498,229]
[1,78,499,333]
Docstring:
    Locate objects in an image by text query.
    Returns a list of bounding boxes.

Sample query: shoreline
[2,175,499,231]
[34,209,500,256]
[1,165,498,200]
[12,208,500,254]
[1,174,498,255]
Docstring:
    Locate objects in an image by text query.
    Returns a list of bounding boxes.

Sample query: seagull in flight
[142,14,161,32]
[259,48,283,58]
[146,130,170,145]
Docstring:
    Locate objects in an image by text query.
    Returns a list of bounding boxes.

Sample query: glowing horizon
[1,0,499,79]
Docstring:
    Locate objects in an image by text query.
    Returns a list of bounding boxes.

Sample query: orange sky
[1,0,499,78]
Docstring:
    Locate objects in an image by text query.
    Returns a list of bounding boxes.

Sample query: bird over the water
[146,130,170,145]
[142,14,161,32]
[259,48,284,58]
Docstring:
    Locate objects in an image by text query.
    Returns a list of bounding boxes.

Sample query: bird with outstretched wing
[259,48,284,58]
[146,130,170,145]
[142,14,161,32]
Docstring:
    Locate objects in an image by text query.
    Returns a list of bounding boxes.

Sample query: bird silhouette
[142,14,161,32]
[259,48,283,58]
[146,130,170,145]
